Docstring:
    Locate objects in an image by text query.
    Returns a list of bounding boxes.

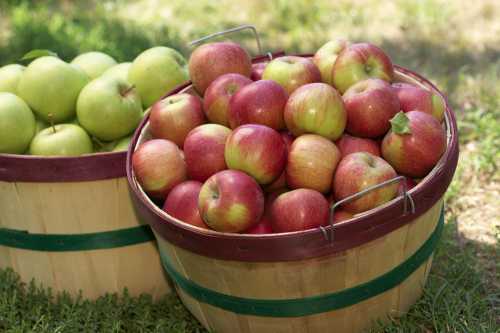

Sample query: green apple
[0,92,36,154]
[112,135,132,151]
[101,62,131,82]
[71,51,117,79]
[128,46,188,108]
[93,138,117,152]
[18,56,89,123]
[35,118,49,134]
[29,124,93,156]
[76,77,142,141]
[0,64,25,94]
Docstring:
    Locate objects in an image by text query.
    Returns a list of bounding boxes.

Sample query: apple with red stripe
[392,82,445,122]
[203,73,252,127]
[163,181,208,229]
[335,133,381,158]
[342,78,400,138]
[225,124,286,185]
[313,39,350,86]
[333,209,354,223]
[287,134,341,194]
[271,189,329,232]
[333,152,398,214]
[284,83,346,140]
[262,56,321,95]
[189,42,252,94]
[250,62,268,81]
[264,132,294,192]
[183,124,231,182]
[382,111,446,178]
[398,176,417,195]
[228,80,288,130]
[149,93,205,147]
[132,139,187,200]
[198,170,264,232]
[332,43,394,94]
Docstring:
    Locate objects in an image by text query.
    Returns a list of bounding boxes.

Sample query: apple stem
[121,84,136,97]
[48,113,56,133]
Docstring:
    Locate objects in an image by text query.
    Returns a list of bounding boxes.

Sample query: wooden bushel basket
[127,56,459,332]
[0,150,170,300]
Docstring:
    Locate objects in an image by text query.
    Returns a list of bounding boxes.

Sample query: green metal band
[161,209,444,317]
[0,225,155,252]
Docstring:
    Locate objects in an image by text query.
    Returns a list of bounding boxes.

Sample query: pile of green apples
[0,47,188,156]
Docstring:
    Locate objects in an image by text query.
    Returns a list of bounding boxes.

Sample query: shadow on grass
[379,36,500,99]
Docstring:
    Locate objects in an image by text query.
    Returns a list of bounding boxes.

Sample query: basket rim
[126,54,459,262]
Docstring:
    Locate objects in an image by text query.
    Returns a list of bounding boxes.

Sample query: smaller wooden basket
[0,151,170,300]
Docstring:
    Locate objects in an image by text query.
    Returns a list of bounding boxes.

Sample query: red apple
[262,56,321,95]
[392,82,445,122]
[251,62,268,81]
[342,78,400,138]
[333,209,354,223]
[183,124,231,182]
[198,170,264,232]
[284,83,346,140]
[264,171,287,193]
[264,132,294,192]
[271,189,329,232]
[163,181,208,229]
[332,43,394,93]
[203,73,252,127]
[245,215,273,234]
[149,93,205,147]
[313,39,350,85]
[280,131,294,150]
[188,42,252,94]
[333,152,398,214]
[228,80,287,130]
[286,134,341,193]
[382,111,446,177]
[398,176,417,195]
[225,124,286,185]
[265,188,289,214]
[132,139,187,199]
[335,133,381,158]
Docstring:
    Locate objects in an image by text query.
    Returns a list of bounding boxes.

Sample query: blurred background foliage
[1,0,497,175]
[0,0,498,331]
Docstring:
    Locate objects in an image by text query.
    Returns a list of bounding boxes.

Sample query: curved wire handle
[189,24,264,56]
[320,175,416,243]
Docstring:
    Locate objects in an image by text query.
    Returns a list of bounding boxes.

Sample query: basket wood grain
[0,152,170,300]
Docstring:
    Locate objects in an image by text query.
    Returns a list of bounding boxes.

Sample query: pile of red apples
[132,39,446,234]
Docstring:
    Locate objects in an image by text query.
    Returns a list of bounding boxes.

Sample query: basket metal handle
[320,175,416,243]
[189,24,273,60]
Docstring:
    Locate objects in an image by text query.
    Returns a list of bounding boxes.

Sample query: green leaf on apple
[390,111,411,135]
[21,49,58,61]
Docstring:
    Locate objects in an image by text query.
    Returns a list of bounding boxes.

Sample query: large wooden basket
[0,150,170,299]
[127,58,459,332]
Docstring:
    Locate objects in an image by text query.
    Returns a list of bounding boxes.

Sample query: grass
[1,217,497,332]
[0,0,499,332]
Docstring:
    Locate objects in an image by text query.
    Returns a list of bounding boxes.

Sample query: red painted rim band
[126,57,459,262]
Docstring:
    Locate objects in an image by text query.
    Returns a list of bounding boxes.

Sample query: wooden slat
[0,179,170,299]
